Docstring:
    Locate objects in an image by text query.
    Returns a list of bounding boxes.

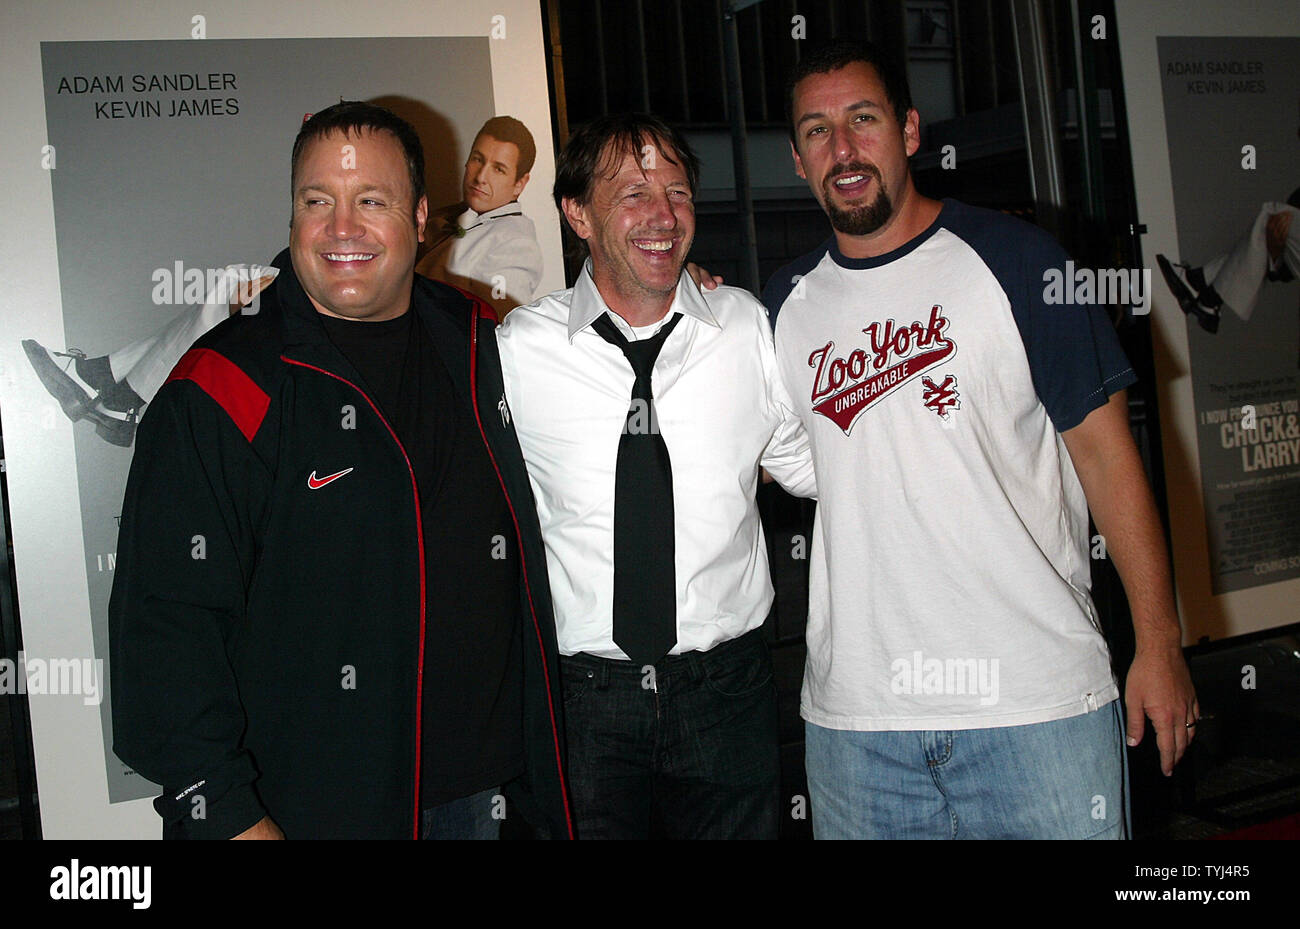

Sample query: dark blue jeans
[420,785,502,840]
[560,628,780,839]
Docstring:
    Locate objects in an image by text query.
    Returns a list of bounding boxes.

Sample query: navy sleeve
[945,203,1136,432]
[761,239,832,331]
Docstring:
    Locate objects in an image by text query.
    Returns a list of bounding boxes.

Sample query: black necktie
[591,311,684,666]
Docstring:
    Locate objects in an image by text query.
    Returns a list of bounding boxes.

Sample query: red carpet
[1211,812,1300,839]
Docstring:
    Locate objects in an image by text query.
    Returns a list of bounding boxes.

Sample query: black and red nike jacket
[108,250,573,839]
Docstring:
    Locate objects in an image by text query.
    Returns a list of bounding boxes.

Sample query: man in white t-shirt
[763,40,1198,839]
[417,116,543,319]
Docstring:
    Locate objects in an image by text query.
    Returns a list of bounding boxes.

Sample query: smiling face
[790,61,920,252]
[561,136,695,322]
[290,128,428,322]
[463,133,530,214]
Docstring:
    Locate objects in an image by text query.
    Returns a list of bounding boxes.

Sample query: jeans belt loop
[682,648,706,683]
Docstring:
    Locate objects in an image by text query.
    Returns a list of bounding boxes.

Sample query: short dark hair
[291,100,426,219]
[476,116,537,179]
[553,112,701,213]
[785,40,913,145]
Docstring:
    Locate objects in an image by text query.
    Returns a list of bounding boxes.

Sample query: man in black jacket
[109,101,572,839]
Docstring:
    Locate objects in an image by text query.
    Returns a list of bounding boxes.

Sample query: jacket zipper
[281,356,427,840]
[468,309,576,840]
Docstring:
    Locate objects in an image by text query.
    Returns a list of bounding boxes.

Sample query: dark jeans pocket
[561,662,596,706]
[701,641,773,698]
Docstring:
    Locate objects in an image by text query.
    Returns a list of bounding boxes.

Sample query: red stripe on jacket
[166,348,270,442]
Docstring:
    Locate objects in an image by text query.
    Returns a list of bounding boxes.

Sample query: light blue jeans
[805,699,1130,839]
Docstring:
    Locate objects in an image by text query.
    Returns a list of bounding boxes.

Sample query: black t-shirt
[320,309,524,807]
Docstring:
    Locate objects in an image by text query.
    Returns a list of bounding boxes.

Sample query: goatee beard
[828,187,893,236]
[823,163,893,236]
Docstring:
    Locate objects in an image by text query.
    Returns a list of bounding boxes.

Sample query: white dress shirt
[417,201,543,317]
[497,261,816,658]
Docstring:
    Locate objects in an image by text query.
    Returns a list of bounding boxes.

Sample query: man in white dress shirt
[496,113,816,839]
[417,116,543,319]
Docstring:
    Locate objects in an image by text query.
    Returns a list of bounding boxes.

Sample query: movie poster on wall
[1155,36,1300,595]
[24,35,555,802]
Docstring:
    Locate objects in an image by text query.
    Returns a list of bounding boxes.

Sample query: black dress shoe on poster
[22,339,138,447]
[22,339,94,417]
[1156,254,1220,333]
[87,407,137,447]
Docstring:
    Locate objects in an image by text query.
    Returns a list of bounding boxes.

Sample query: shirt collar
[462,201,523,225]
[566,258,722,342]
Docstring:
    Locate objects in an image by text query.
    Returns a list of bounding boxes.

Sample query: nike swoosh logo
[307,467,354,490]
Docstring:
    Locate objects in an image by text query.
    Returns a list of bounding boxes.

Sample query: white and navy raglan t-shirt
[763,198,1136,731]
